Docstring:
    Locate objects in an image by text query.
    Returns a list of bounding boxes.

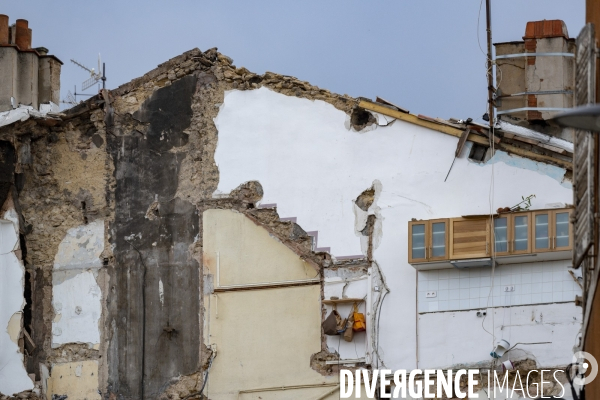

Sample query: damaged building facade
[0,15,583,400]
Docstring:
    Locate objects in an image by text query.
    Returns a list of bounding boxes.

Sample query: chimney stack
[0,16,62,113]
[494,20,575,137]
[15,19,30,50]
[0,15,8,45]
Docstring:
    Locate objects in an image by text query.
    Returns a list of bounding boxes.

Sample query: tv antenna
[60,90,77,106]
[71,53,107,91]
[61,55,107,108]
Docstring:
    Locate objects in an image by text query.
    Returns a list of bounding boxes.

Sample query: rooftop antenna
[70,54,107,96]
[60,90,77,107]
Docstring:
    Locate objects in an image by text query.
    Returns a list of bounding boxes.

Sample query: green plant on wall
[510,194,536,211]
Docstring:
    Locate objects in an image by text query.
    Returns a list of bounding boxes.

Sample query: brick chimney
[0,16,62,113]
[494,20,575,130]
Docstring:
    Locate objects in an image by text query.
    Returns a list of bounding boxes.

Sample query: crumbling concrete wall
[0,205,34,395]
[0,91,111,397]
[104,74,201,399]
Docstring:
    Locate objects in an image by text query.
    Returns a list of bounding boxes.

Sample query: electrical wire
[476,0,487,57]
[338,336,342,400]
[371,260,390,369]
[182,351,217,400]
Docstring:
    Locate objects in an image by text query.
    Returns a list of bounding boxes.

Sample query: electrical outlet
[426,291,437,298]
[504,286,515,292]
[374,285,380,292]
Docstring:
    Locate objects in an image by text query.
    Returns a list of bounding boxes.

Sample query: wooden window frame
[509,211,533,255]
[552,209,573,252]
[532,210,553,253]
[492,215,510,257]
[428,219,449,261]
[408,220,428,263]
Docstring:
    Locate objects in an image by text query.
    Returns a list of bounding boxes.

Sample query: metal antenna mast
[61,55,107,108]
[485,0,494,129]
[70,54,107,92]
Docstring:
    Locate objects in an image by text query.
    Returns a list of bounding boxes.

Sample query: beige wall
[203,209,318,286]
[203,209,339,399]
[46,361,101,400]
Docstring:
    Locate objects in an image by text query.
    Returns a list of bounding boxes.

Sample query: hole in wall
[21,232,35,373]
[468,143,488,162]
[81,201,88,225]
[350,108,376,131]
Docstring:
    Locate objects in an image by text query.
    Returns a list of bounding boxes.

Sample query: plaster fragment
[7,312,21,344]
[52,221,104,347]
[0,217,34,394]
[159,278,164,306]
[53,219,104,271]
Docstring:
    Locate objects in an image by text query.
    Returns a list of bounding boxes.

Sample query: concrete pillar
[0,46,18,112]
[38,54,62,106]
[17,51,38,108]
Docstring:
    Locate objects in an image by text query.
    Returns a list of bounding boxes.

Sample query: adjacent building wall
[213,86,578,371]
[0,16,62,113]
[202,209,338,400]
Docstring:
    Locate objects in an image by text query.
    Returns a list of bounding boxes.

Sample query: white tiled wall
[417,260,582,313]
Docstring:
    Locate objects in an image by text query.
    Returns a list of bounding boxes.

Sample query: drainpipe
[415,271,419,369]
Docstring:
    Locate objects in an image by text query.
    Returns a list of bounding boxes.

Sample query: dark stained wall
[106,75,200,399]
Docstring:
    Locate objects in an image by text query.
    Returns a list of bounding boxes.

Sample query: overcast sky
[3,1,585,120]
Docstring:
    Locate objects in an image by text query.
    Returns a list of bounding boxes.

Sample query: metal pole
[102,62,106,89]
[486,0,494,129]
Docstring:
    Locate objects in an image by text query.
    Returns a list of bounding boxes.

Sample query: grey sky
[3,1,585,120]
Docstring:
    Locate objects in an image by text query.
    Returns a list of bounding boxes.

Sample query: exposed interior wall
[213,87,577,370]
[0,210,34,395]
[323,276,369,361]
[46,360,100,400]
[418,302,581,369]
[417,260,582,313]
[202,209,338,399]
[0,95,111,397]
[52,220,104,348]
[105,74,201,399]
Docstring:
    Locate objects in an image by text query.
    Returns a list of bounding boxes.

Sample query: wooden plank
[498,143,573,170]
[455,129,470,157]
[323,298,365,305]
[359,100,487,142]
[359,100,573,170]
[375,96,409,113]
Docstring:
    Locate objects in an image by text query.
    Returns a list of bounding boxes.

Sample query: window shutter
[573,23,597,269]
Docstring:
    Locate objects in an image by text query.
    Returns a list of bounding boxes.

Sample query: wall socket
[504,286,515,292]
[426,291,437,298]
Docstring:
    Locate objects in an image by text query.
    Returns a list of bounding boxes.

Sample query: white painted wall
[0,210,34,394]
[52,220,104,347]
[418,302,581,369]
[213,87,578,370]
